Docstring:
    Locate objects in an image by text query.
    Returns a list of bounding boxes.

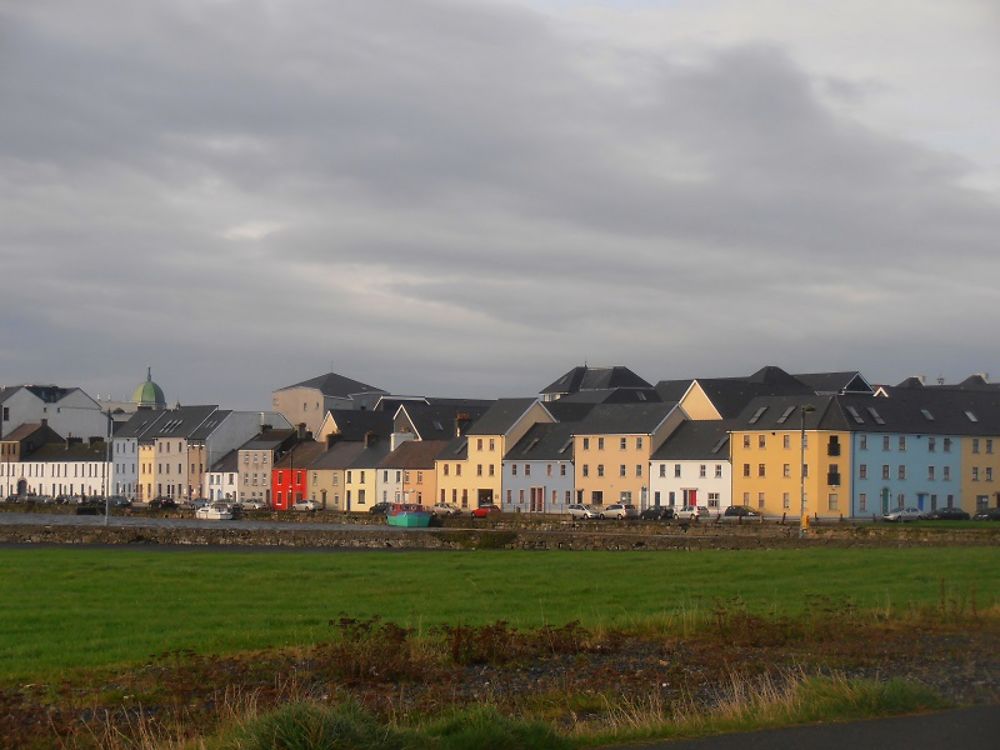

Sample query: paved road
[0,511,433,533]
[620,706,1000,749]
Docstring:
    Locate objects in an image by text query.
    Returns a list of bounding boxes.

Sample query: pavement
[618,706,1000,749]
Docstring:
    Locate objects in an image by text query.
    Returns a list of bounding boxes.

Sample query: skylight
[524,438,540,453]
[432,420,444,431]
[965,410,979,423]
[846,406,865,425]
[775,406,796,424]
[866,407,885,425]
[920,409,935,421]
[453,439,468,455]
[637,392,647,401]
[558,439,573,454]
[710,436,729,454]
[748,406,768,424]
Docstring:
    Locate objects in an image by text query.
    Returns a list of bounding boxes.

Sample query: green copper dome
[132,367,166,408]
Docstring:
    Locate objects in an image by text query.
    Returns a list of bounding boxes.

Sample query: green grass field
[1,546,997,682]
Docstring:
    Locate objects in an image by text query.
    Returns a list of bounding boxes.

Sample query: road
[619,706,1000,749]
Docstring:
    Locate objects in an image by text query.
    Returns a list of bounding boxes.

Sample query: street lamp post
[799,404,815,538]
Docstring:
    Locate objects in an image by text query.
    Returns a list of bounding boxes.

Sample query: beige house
[308,440,366,510]
[272,372,387,437]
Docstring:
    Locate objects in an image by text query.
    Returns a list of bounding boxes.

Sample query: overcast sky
[2,0,998,409]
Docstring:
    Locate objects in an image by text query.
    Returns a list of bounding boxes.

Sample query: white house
[649,420,733,512]
[5,438,110,498]
[0,385,108,442]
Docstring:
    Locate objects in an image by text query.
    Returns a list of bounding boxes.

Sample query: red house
[272,440,325,510]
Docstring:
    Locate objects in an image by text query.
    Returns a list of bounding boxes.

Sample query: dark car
[924,507,971,521]
[973,507,1000,521]
[471,504,501,518]
[369,501,392,515]
[724,505,761,518]
[150,497,178,510]
[639,506,674,520]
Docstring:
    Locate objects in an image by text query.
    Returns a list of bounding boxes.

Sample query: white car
[195,504,233,520]
[882,507,925,522]
[431,503,461,516]
[566,504,598,519]
[675,505,710,520]
[292,499,318,511]
[599,503,638,520]
[239,500,265,511]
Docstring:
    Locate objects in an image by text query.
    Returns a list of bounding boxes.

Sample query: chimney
[364,430,376,448]
[326,433,340,449]
[297,422,307,440]
[41,418,47,427]
[455,412,471,437]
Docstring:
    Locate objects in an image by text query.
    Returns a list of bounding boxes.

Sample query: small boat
[386,503,431,528]
[196,503,233,520]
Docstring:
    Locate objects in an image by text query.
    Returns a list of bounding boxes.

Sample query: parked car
[599,503,638,520]
[923,507,971,521]
[239,500,265,511]
[676,505,710,520]
[150,497,178,510]
[471,504,501,518]
[196,504,233,520]
[565,504,596,519]
[293,499,318,512]
[639,506,674,520]
[108,495,131,508]
[431,502,461,516]
[972,507,1000,521]
[882,507,925,522]
[369,501,392,515]
[724,505,761,518]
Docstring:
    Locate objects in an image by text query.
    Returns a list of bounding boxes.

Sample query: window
[674,464,681,478]
[898,436,906,451]
[859,464,867,479]
[859,493,867,513]
[444,464,449,476]
[882,435,891,451]
[583,438,590,450]
[560,464,567,476]
[636,437,643,450]
[947,494,954,508]
[758,435,766,449]
[489,439,495,451]
[782,492,790,509]
[512,464,518,476]
[519,489,524,503]
[828,493,839,512]
[943,466,951,481]
[987,439,994,454]
[944,438,952,453]
[546,464,552,477]
[619,464,626,477]
[783,435,791,449]
[972,467,979,481]
[743,463,751,478]
[882,465,890,480]
[598,464,606,477]
[582,464,589,477]
[699,464,707,478]
[758,463,765,477]
[488,464,495,477]
[803,464,809,478]
[972,438,980,454]
[743,491,750,505]
[743,435,751,449]
[783,463,791,478]
[477,439,483,450]
[859,435,867,451]
[928,466,935,481]
[898,465,906,480]
[598,437,604,450]
[524,464,530,476]
[928,437,936,453]
[896,493,904,509]
[749,406,768,424]
[715,464,723,478]
[659,464,666,478]
[476,464,483,476]
[707,493,720,508]
[620,438,627,450]
[987,468,993,482]
[757,492,765,509]
[636,464,642,477]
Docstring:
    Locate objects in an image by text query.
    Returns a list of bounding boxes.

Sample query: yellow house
[436,436,472,509]
[343,436,390,512]
[656,366,815,421]
[137,442,156,502]
[729,396,852,518]
[307,440,366,510]
[377,439,448,507]
[573,403,684,507]
[962,434,1000,513]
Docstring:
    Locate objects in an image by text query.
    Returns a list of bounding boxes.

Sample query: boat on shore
[386,503,431,528]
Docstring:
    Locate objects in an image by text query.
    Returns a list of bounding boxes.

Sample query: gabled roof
[654,379,695,403]
[1,422,62,443]
[276,372,385,397]
[0,384,91,405]
[150,406,219,439]
[24,440,108,462]
[189,410,232,440]
[554,388,660,405]
[541,365,652,395]
[347,437,392,469]
[439,435,469,461]
[378,440,450,469]
[325,409,394,440]
[309,441,368,470]
[273,440,327,469]
[394,402,493,441]
[746,366,807,387]
[574,402,678,435]
[542,401,599,423]
[239,428,296,451]
[732,395,847,431]
[114,409,170,439]
[504,422,577,461]
[651,420,735,461]
[696,378,813,419]
[794,371,873,395]
[465,398,542,436]
[209,449,239,473]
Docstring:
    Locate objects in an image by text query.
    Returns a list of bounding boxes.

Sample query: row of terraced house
[2,365,999,517]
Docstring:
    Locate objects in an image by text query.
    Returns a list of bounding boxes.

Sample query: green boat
[386,503,432,528]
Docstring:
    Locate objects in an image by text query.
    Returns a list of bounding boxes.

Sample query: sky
[2,0,999,409]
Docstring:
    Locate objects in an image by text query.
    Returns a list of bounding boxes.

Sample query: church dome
[132,367,166,408]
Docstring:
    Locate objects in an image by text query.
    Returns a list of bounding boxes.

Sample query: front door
[478,489,493,505]
[881,488,890,514]
[917,493,926,511]
[530,487,544,513]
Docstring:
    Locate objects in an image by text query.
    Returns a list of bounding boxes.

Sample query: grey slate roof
[150,406,219,439]
[378,440,450,469]
[655,367,813,419]
[554,388,660,405]
[277,372,385,397]
[189,410,232,441]
[25,440,108,462]
[309,441,368,470]
[326,409,394,440]
[651,420,734,461]
[395,402,493,440]
[114,409,169,439]
[541,365,652,395]
[0,385,78,404]
[440,435,469,461]
[465,398,541,436]
[794,371,873,395]
[543,401,599,423]
[347,437,392,469]
[574,402,678,435]
[240,428,296,451]
[210,449,239,473]
[504,422,576,461]
[273,440,328,469]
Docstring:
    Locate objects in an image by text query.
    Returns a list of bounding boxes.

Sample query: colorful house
[307,440,367,510]
[378,439,449,507]
[501,422,576,514]
[272,440,326,510]
[343,435,391,512]
[649,420,733,511]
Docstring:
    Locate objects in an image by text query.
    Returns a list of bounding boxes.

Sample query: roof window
[846,406,865,425]
[866,407,885,426]
[965,410,979,423]
[920,409,934,421]
[710,436,729,455]
[775,406,796,424]
[748,406,768,424]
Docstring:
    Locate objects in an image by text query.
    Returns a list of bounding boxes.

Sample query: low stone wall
[0,520,995,550]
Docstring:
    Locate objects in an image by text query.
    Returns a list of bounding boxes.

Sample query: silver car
[882,507,925,522]
[567,503,598,519]
[600,503,639,520]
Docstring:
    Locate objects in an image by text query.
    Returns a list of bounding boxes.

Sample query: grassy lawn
[1,546,997,682]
